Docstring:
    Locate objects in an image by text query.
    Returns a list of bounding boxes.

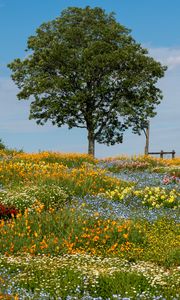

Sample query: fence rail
[148,150,175,159]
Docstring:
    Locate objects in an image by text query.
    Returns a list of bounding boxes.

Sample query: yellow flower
[168,197,174,203]
[94,212,99,217]
[34,231,38,238]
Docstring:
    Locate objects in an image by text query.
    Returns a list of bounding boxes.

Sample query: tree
[0,139,5,150]
[8,6,166,156]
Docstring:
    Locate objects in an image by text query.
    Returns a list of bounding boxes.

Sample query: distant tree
[8,6,166,156]
[0,139,5,150]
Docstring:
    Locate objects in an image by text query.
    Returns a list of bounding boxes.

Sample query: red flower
[0,203,19,219]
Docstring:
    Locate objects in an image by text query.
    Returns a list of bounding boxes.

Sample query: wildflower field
[0,150,179,299]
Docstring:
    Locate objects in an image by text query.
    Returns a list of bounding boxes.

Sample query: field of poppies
[0,150,179,299]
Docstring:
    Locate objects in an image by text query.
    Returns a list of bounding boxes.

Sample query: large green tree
[8,6,166,156]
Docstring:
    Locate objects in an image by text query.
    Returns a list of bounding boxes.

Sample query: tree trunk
[144,121,150,155]
[88,131,95,156]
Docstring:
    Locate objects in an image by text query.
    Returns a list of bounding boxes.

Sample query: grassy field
[0,150,179,299]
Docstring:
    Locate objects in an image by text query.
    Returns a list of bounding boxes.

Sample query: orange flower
[81,233,90,239]
[108,243,118,252]
[123,233,128,239]
[90,248,96,255]
[93,235,99,242]
[30,244,36,254]
[53,237,58,244]
[105,234,110,240]
[0,220,5,228]
[10,243,14,252]
[117,225,123,232]
[111,243,118,250]
[16,212,22,219]
[111,220,117,226]
[40,239,48,249]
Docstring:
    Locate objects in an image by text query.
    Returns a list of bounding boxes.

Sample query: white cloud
[167,55,180,69]
[149,47,180,70]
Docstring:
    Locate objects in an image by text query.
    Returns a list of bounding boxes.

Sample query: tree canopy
[0,139,5,150]
[8,6,166,156]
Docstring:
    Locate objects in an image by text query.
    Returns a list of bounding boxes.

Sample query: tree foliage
[0,139,5,150]
[8,6,166,155]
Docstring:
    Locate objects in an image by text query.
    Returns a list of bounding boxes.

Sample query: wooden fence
[148,150,175,159]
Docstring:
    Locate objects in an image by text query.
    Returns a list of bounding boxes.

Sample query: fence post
[160,150,163,158]
[172,150,175,159]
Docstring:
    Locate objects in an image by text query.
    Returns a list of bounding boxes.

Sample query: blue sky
[0,0,180,157]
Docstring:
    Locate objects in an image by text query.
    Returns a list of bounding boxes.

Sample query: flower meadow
[0,150,179,299]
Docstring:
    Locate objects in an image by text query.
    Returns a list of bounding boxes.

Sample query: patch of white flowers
[0,254,179,299]
[0,184,70,211]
